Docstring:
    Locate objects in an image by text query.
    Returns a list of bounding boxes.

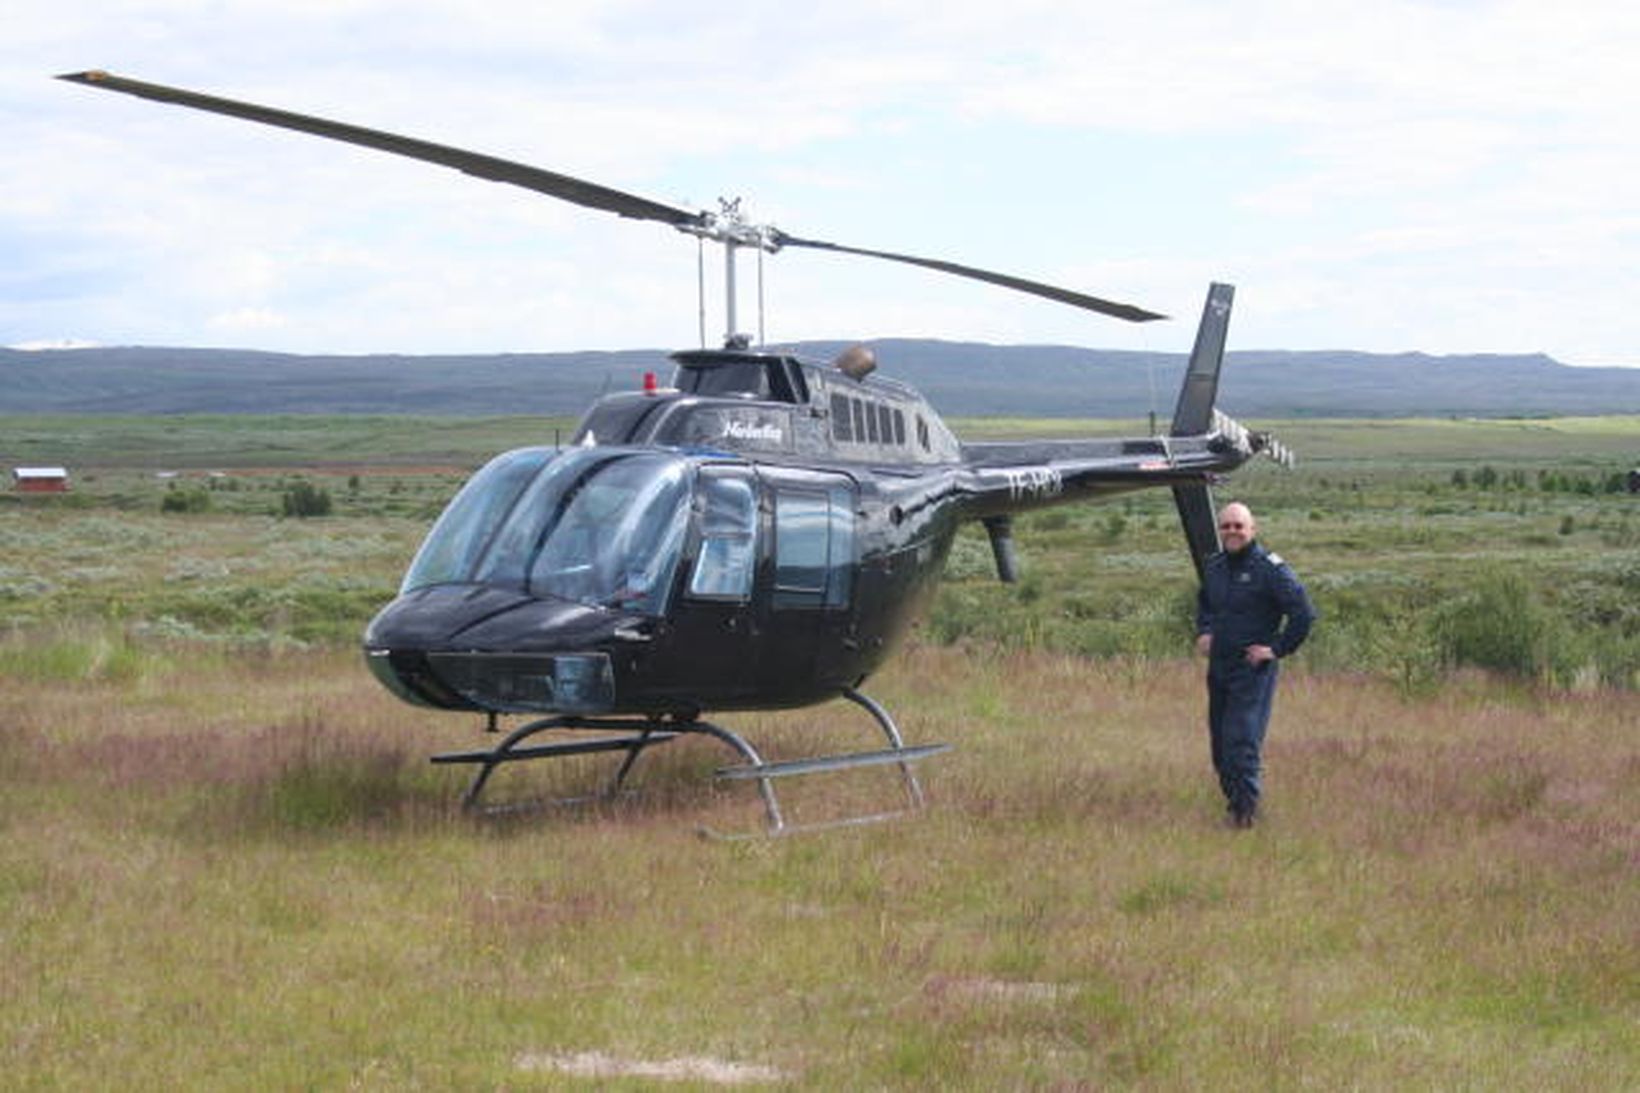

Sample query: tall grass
[2,643,1634,1087]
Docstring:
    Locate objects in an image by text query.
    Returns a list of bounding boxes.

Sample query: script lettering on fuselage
[723,419,784,444]
[1003,466,1063,501]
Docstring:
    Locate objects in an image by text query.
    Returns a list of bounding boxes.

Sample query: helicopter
[61,70,1292,834]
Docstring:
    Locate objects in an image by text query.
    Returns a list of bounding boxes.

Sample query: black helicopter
[62,71,1291,833]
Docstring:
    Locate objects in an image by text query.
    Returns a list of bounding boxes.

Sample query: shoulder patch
[1266,552,1285,566]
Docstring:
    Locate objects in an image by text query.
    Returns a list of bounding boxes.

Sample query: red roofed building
[12,467,70,493]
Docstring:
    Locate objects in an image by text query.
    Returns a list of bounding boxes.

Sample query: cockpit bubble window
[402,447,691,616]
[688,472,757,600]
[525,455,689,612]
[400,447,554,594]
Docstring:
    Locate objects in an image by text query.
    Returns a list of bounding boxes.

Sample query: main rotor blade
[56,70,707,229]
[60,71,1165,325]
[770,231,1167,323]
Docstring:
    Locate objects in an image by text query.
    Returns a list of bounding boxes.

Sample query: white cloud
[3,0,1638,364]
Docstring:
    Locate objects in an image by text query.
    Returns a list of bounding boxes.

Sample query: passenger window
[892,408,905,446]
[831,393,853,441]
[879,404,894,445]
[688,473,756,600]
[852,399,868,443]
[774,486,854,608]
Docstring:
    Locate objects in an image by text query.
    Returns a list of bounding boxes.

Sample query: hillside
[2,340,1638,418]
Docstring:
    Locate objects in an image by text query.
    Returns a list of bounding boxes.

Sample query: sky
[4,1,1638,365]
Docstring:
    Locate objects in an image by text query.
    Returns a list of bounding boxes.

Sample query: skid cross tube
[431,715,678,811]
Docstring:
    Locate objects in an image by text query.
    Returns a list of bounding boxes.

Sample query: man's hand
[1244,643,1276,666]
[1195,633,1212,657]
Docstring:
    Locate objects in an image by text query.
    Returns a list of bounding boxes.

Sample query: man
[1194,501,1315,829]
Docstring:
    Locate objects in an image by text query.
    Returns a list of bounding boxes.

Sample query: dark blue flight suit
[1195,541,1314,823]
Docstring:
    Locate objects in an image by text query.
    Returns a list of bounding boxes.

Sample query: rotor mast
[676,197,778,348]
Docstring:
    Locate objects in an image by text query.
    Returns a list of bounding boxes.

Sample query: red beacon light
[642,371,658,395]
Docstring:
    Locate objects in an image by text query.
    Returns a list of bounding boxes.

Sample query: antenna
[696,236,706,349]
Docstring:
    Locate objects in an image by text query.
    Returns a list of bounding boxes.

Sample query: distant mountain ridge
[2,340,1637,419]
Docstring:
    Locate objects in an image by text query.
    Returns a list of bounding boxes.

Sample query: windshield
[401,447,692,615]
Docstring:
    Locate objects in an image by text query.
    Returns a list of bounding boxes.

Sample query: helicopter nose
[363,584,533,648]
[364,584,614,649]
[362,585,624,713]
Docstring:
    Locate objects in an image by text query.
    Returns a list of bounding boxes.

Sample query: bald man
[1194,502,1315,828]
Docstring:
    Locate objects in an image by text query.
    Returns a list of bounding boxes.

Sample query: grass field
[2,414,1637,1087]
[2,644,1633,1087]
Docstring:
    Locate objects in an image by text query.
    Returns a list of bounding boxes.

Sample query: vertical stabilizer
[1172,483,1220,581]
[1170,282,1234,437]
[1170,282,1234,579]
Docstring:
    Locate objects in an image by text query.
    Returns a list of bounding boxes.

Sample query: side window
[852,399,869,443]
[831,393,853,442]
[916,415,930,452]
[892,408,906,446]
[688,473,756,600]
[783,361,810,404]
[774,485,854,608]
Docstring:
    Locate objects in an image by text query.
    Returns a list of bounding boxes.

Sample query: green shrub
[159,485,211,514]
[280,480,333,518]
[1430,570,1558,679]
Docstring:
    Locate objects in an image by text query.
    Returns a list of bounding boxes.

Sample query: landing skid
[429,686,950,836]
[431,717,680,811]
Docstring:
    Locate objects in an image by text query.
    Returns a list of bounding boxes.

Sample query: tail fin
[1170,282,1234,437]
[1170,283,1235,579]
[1172,483,1219,582]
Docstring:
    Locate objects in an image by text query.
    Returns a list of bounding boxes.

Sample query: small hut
[12,467,71,493]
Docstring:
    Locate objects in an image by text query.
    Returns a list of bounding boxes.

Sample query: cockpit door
[647,465,762,708]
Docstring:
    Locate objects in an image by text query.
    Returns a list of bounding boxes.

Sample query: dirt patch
[515,1051,789,1084]
[925,975,1071,1004]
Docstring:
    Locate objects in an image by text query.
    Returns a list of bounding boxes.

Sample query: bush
[1430,570,1559,679]
[281,480,333,518]
[159,485,211,514]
